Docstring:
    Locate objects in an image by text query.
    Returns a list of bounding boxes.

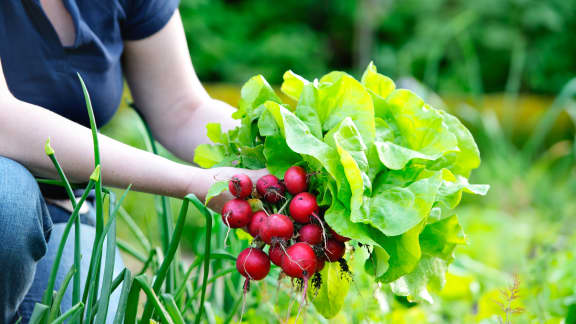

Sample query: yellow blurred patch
[477,288,525,321]
[439,272,474,300]
[389,307,427,324]
[235,228,253,241]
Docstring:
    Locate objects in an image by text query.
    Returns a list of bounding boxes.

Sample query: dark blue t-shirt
[0,0,179,128]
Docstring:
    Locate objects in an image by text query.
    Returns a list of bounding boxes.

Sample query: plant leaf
[205,181,229,205]
[194,144,226,168]
[281,70,309,100]
[361,61,396,99]
[378,222,425,283]
[309,261,352,319]
[366,170,442,236]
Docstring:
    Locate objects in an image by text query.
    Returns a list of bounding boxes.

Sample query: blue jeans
[0,156,123,323]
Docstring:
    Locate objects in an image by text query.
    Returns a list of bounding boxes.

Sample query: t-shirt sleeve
[121,0,180,40]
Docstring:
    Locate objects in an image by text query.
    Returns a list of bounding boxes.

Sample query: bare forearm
[0,98,211,198]
[149,98,239,163]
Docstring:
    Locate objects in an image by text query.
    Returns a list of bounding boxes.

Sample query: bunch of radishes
[221,166,350,293]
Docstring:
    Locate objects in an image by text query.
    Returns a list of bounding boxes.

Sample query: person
[0,0,265,322]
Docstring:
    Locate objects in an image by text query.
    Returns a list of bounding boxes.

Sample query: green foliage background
[180,0,576,94]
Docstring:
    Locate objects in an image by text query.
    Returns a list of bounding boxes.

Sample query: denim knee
[0,156,52,260]
[0,156,52,323]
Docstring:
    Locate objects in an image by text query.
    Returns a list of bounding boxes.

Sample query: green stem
[191,267,234,298]
[44,141,83,309]
[94,216,117,324]
[46,147,81,312]
[161,294,185,324]
[174,252,236,301]
[28,304,49,324]
[77,73,100,166]
[82,186,130,318]
[113,269,133,324]
[503,35,526,137]
[140,197,191,322]
[117,239,148,263]
[77,74,106,322]
[136,276,174,324]
[47,266,76,323]
[35,178,82,188]
[223,294,244,324]
[523,77,576,160]
[137,249,157,276]
[118,206,152,252]
[51,302,84,324]
[188,195,215,324]
[41,178,95,306]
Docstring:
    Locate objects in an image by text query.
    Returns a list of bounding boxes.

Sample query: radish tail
[239,279,250,323]
[312,212,328,249]
[294,276,309,324]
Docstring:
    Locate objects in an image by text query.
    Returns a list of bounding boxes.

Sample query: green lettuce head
[195,62,489,312]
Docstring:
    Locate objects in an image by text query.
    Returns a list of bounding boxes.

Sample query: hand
[203,167,269,212]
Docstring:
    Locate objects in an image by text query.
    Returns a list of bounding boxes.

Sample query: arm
[0,60,259,202]
[122,10,237,163]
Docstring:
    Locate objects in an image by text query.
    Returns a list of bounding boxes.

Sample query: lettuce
[195,63,489,305]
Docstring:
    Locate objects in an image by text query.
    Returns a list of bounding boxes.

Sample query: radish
[324,239,346,262]
[281,242,317,279]
[259,213,294,244]
[256,174,285,203]
[221,198,252,228]
[247,210,267,237]
[289,192,318,223]
[298,224,323,245]
[268,244,284,266]
[229,174,253,199]
[236,247,270,323]
[289,192,329,248]
[284,166,308,194]
[281,242,318,321]
[330,228,350,242]
[236,248,270,280]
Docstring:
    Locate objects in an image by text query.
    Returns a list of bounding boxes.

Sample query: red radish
[298,224,323,245]
[259,214,294,244]
[281,242,318,279]
[221,199,252,228]
[268,244,284,266]
[289,192,318,223]
[324,239,345,262]
[330,228,350,242]
[284,166,308,194]
[281,242,318,323]
[256,175,285,203]
[236,248,270,280]
[236,247,270,324]
[247,210,267,237]
[229,174,253,199]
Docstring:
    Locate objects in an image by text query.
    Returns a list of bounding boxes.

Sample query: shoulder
[116,0,180,41]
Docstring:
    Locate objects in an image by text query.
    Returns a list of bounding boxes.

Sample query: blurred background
[103,0,576,322]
